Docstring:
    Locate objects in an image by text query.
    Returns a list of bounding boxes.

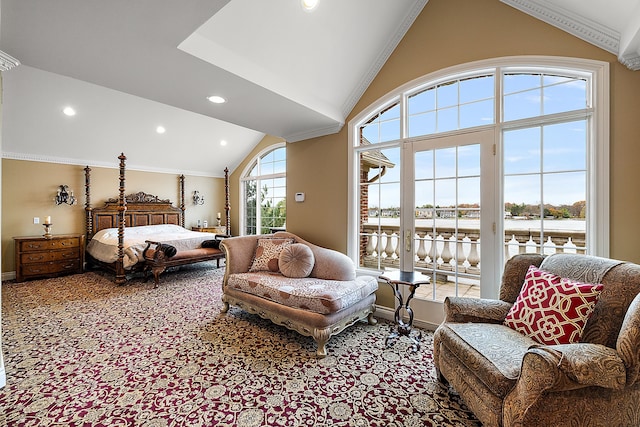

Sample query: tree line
[504,201,586,219]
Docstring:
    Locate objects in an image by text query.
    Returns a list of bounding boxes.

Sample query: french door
[400,129,497,327]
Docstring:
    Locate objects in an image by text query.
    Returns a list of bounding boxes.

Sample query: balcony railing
[361,223,586,280]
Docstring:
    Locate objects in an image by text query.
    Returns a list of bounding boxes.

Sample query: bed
[84,153,231,284]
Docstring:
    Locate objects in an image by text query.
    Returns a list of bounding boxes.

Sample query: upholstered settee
[433,253,640,427]
[220,232,378,357]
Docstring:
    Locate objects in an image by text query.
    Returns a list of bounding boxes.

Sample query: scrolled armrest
[523,343,627,391]
[443,296,512,323]
[504,343,627,425]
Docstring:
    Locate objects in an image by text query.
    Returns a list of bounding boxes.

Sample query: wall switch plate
[295,192,305,202]
[33,217,40,224]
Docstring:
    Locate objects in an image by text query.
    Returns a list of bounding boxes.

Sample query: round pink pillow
[278,243,315,278]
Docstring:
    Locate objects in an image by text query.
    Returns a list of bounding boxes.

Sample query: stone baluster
[365,230,376,259]
[428,231,439,267]
[416,231,428,266]
[439,232,454,271]
[504,234,514,260]
[467,232,480,273]
[384,230,396,260]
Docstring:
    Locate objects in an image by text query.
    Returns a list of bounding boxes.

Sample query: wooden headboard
[84,155,186,240]
[91,192,183,233]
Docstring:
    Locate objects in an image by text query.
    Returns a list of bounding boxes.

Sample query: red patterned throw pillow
[249,238,294,273]
[503,265,604,345]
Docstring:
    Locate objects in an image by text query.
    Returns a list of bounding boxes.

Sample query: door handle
[405,230,412,252]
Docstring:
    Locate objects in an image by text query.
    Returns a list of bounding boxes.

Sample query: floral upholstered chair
[433,253,640,427]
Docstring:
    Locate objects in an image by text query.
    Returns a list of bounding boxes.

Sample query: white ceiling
[0,0,638,177]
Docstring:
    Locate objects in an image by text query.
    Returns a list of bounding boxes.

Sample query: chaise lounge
[433,253,640,426]
[220,231,378,357]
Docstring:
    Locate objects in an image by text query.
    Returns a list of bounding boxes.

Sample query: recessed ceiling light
[301,0,319,11]
[62,106,76,116]
[207,95,226,104]
[156,126,166,134]
[220,140,228,146]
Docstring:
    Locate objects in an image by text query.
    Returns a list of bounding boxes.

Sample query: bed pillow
[279,243,315,278]
[249,238,295,273]
[504,265,604,345]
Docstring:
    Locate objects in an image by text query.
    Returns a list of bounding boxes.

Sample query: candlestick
[43,223,53,239]
[45,215,51,224]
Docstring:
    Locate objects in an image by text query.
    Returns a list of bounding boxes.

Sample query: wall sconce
[193,190,205,205]
[54,185,77,205]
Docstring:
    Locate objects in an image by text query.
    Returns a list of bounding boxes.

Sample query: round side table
[379,270,430,352]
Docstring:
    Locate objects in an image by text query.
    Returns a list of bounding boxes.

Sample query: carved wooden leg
[316,341,328,358]
[151,265,165,288]
[314,328,331,358]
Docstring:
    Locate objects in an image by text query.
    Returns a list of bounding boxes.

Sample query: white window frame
[348,56,609,285]
[239,142,287,236]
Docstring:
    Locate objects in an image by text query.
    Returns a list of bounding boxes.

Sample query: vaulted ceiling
[1,0,638,176]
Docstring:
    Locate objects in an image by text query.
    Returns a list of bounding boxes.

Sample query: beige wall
[286,0,640,264]
[1,159,225,273]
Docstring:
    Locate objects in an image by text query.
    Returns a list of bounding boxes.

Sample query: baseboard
[373,305,395,322]
[2,271,16,281]
[374,305,439,332]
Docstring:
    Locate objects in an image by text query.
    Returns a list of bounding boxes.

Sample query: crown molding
[341,0,429,118]
[619,52,640,71]
[284,122,344,143]
[0,50,20,71]
[1,152,225,178]
[500,0,621,56]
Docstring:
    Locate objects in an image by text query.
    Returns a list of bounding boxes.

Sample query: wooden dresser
[14,234,85,282]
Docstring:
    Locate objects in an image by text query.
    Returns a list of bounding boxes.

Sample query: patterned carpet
[0,263,481,427]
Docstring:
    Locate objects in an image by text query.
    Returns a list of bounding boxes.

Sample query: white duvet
[86,224,218,269]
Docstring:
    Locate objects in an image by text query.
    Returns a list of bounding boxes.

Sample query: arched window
[348,57,609,306]
[241,144,287,235]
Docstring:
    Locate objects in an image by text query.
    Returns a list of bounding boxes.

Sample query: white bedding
[86,224,218,269]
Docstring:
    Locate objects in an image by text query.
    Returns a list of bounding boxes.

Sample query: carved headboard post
[224,167,230,236]
[179,174,185,228]
[115,153,127,285]
[84,165,93,239]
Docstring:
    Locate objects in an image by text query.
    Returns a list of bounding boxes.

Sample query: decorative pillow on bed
[249,238,295,273]
[279,243,315,278]
[504,265,604,345]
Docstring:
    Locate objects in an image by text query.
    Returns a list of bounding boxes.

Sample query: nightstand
[14,234,85,282]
